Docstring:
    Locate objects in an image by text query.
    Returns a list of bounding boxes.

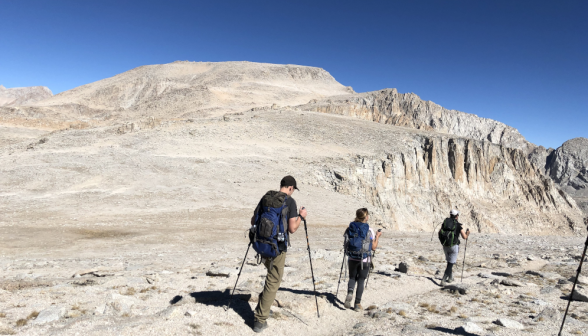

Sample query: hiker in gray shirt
[438,210,470,286]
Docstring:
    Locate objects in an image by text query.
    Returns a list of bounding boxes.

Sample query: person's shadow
[171,286,346,327]
[169,289,255,327]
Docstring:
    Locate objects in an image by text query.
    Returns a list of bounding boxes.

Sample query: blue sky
[1,0,586,149]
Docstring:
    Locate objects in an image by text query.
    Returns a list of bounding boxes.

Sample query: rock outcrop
[0,85,52,106]
[297,89,534,152]
[532,138,588,213]
[312,131,584,234]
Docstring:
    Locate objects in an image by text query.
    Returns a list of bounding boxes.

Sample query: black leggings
[347,259,370,303]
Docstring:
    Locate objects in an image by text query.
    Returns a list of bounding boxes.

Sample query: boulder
[569,275,588,285]
[32,306,66,325]
[495,318,524,330]
[457,322,484,335]
[572,286,588,302]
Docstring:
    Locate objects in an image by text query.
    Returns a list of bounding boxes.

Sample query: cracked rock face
[297,88,534,153]
[530,138,588,213]
[311,132,584,234]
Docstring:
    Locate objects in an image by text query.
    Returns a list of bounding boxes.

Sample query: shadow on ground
[431,327,479,335]
[279,287,346,311]
[168,290,255,327]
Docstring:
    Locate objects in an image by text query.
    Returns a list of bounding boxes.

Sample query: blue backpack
[344,221,373,260]
[250,191,289,259]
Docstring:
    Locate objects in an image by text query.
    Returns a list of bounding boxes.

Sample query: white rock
[458,322,484,334]
[495,318,524,330]
[157,306,184,319]
[105,293,136,316]
[569,275,588,285]
[32,306,66,325]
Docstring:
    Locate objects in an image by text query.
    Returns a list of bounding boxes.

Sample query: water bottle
[277,232,285,242]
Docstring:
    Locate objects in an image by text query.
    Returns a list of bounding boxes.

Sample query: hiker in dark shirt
[251,176,307,333]
[440,210,469,286]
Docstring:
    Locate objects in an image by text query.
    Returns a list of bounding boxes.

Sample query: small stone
[353,322,367,329]
[571,286,588,302]
[534,307,561,323]
[457,322,484,334]
[398,262,409,274]
[418,256,429,262]
[495,318,524,330]
[185,310,197,317]
[444,283,470,295]
[72,268,98,278]
[492,271,513,277]
[157,306,184,319]
[32,306,66,325]
[540,286,559,294]
[206,267,235,277]
[501,279,525,287]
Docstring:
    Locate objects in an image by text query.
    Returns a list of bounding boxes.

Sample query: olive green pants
[254,252,286,323]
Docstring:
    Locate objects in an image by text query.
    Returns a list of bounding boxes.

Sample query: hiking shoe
[354,303,363,312]
[253,321,268,333]
[344,293,353,309]
[447,276,454,283]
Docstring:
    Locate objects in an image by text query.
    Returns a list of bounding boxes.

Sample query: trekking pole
[431,220,442,241]
[460,233,469,283]
[365,250,375,289]
[335,249,346,299]
[559,228,588,336]
[302,218,320,318]
[366,229,381,289]
[225,242,251,312]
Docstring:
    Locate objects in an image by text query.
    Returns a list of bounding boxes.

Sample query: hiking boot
[354,303,363,312]
[448,275,454,283]
[441,275,447,287]
[253,321,268,333]
[344,293,353,309]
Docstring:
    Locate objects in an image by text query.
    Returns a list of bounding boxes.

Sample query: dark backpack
[438,218,458,247]
[344,221,373,261]
[250,191,289,259]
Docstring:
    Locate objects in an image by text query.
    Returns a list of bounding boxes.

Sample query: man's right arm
[460,228,470,239]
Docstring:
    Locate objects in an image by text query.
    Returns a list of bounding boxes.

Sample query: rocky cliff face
[298,89,534,153]
[312,132,584,234]
[0,85,52,106]
[531,138,588,213]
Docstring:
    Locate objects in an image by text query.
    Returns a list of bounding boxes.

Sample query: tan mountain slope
[0,109,584,235]
[0,84,52,106]
[0,61,353,127]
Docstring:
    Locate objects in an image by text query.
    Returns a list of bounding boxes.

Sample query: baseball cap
[280,175,299,190]
[450,209,459,216]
